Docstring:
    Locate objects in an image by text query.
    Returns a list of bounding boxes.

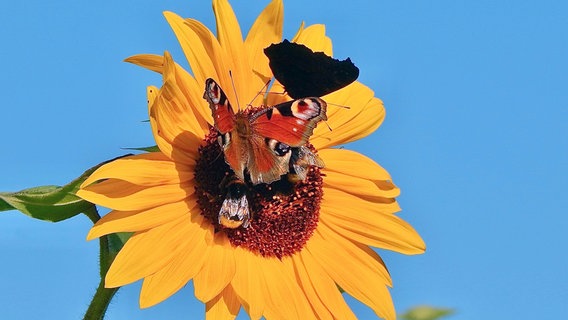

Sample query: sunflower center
[194,125,323,258]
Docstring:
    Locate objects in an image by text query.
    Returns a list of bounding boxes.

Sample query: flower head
[77,0,425,319]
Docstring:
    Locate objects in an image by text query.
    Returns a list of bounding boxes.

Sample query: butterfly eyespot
[266,138,290,157]
[209,92,220,104]
[290,99,321,120]
[204,79,222,104]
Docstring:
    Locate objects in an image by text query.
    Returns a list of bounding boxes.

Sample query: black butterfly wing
[264,39,359,99]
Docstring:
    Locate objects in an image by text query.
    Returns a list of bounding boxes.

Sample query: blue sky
[1,0,567,319]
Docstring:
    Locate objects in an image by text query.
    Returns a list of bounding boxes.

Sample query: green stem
[83,206,112,277]
[83,282,119,320]
[82,205,120,320]
[83,204,101,224]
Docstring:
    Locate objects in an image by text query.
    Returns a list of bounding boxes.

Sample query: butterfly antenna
[321,102,350,132]
[265,88,286,96]
[246,79,272,107]
[328,102,351,109]
[228,70,241,111]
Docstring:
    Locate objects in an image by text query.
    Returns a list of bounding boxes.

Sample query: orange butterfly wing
[251,98,327,147]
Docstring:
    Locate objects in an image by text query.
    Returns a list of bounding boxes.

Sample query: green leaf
[400,306,455,320]
[0,155,131,222]
[0,186,93,222]
[122,145,159,153]
[0,196,14,212]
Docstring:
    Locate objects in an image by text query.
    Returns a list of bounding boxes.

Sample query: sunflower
[76,0,425,319]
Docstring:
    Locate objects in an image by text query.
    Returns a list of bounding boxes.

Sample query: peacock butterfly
[264,39,359,99]
[203,40,359,228]
[203,78,327,185]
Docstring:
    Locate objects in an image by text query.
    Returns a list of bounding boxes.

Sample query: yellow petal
[213,0,244,56]
[206,284,241,320]
[126,53,212,133]
[261,257,314,319]
[293,252,357,320]
[285,256,337,320]
[124,53,164,73]
[86,194,198,240]
[149,112,199,166]
[151,84,203,165]
[316,222,391,284]
[148,69,202,166]
[139,215,212,308]
[212,0,253,104]
[147,85,159,109]
[144,51,206,160]
[164,11,218,89]
[146,85,175,159]
[159,52,207,135]
[245,0,284,82]
[321,188,426,254]
[312,82,384,149]
[319,148,399,200]
[80,152,193,188]
[290,21,305,42]
[318,148,392,181]
[231,252,314,319]
[77,179,193,211]
[230,248,266,319]
[306,224,396,320]
[105,215,196,287]
[194,233,236,302]
[292,24,332,56]
[323,170,400,200]
[183,18,236,105]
